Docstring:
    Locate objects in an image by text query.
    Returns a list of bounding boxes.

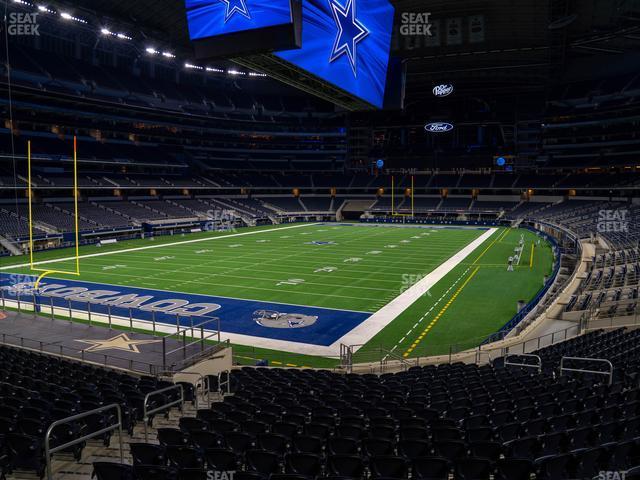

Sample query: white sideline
[331,227,498,353]
[0,223,319,271]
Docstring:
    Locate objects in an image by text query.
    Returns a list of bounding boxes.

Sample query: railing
[498,323,581,356]
[0,331,159,374]
[379,348,417,373]
[143,384,184,442]
[560,356,613,385]
[162,318,223,371]
[44,404,123,480]
[158,371,210,409]
[504,353,542,373]
[217,370,232,396]
[0,289,226,373]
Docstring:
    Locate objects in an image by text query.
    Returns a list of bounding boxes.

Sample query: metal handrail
[44,403,123,480]
[504,353,542,373]
[379,348,416,372]
[560,356,614,385]
[158,371,209,409]
[143,384,184,442]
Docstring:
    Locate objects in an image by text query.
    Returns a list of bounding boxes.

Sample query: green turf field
[1,222,554,366]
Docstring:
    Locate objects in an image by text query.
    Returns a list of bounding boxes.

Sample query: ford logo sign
[425,122,454,133]
[433,84,454,97]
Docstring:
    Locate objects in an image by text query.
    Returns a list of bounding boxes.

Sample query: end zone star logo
[219,0,250,22]
[329,0,369,76]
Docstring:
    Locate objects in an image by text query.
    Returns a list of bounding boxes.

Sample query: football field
[0,222,553,366]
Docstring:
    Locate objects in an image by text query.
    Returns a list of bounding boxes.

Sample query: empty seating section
[532,327,640,381]
[507,202,551,219]
[301,197,333,212]
[458,175,493,188]
[471,201,519,213]
[411,197,442,211]
[5,44,334,118]
[260,197,306,213]
[439,198,471,211]
[522,200,638,248]
[565,247,640,320]
[103,202,169,222]
[0,344,179,478]
[0,211,44,238]
[212,198,273,218]
[171,199,212,216]
[74,203,130,229]
[136,201,196,218]
[1,203,95,233]
[93,344,640,479]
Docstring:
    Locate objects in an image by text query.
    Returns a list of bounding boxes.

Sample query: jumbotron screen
[274,0,394,108]
[185,0,294,39]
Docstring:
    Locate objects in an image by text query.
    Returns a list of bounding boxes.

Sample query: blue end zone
[0,273,369,347]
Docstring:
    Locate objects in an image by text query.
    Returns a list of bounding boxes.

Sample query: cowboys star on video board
[275,0,394,108]
[185,0,294,38]
[184,0,396,109]
[185,0,301,57]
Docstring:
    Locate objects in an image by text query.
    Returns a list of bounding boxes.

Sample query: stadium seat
[284,453,322,476]
[245,449,281,475]
[130,443,167,466]
[204,448,237,471]
[454,457,492,480]
[369,455,408,479]
[326,455,365,478]
[92,462,134,480]
[411,456,450,480]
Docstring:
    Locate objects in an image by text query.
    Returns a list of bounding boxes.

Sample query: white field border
[1,223,497,357]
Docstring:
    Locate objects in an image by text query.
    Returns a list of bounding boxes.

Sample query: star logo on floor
[76,333,161,353]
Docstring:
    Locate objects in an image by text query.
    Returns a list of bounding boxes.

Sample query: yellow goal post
[28,136,81,289]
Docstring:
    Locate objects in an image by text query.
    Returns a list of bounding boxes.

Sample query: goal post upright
[29,136,81,289]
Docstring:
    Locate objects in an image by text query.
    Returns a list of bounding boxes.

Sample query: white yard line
[0,223,319,271]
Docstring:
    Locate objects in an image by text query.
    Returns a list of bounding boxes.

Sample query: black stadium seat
[92,462,135,480]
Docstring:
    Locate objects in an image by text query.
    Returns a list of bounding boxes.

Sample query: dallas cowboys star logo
[219,0,250,22]
[76,333,161,354]
[328,0,369,76]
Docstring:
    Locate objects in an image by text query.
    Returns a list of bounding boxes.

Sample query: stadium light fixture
[227,69,245,75]
[162,51,176,58]
[12,0,33,5]
[185,63,204,70]
[37,4,55,13]
[59,11,87,23]
[145,47,160,55]
[101,28,133,40]
[206,66,224,73]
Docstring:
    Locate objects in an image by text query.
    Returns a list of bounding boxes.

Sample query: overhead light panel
[60,11,87,23]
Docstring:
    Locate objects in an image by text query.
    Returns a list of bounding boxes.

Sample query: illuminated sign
[425,122,454,133]
[432,84,454,97]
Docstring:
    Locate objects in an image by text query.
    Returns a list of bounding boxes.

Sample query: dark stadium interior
[1,0,640,479]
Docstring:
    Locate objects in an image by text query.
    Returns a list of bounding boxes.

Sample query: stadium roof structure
[58,0,640,106]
